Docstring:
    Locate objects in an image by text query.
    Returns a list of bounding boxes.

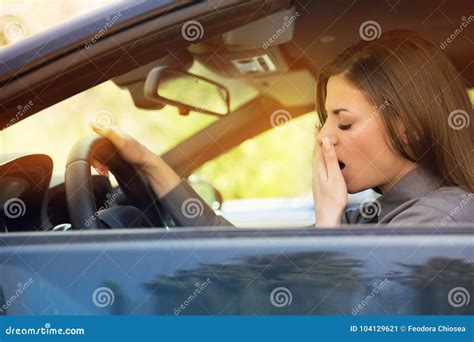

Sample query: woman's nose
[316,124,339,146]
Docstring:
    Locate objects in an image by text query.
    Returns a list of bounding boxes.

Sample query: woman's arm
[90,122,233,227]
[159,178,234,227]
[141,154,182,199]
[90,122,181,197]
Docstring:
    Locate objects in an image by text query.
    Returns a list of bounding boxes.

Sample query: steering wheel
[65,135,172,229]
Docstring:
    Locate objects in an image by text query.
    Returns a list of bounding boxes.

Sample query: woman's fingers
[89,121,153,168]
[89,121,127,149]
[89,121,127,177]
[321,137,341,178]
[313,124,348,227]
[91,159,109,177]
[89,121,110,137]
[314,124,327,179]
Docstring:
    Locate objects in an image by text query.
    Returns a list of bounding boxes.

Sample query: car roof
[0,0,180,85]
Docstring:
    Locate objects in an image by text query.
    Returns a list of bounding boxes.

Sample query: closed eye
[338,124,352,130]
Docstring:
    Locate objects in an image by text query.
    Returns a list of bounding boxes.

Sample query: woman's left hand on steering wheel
[90,121,181,199]
[89,121,156,176]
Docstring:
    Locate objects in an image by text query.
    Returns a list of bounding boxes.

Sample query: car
[0,0,472,316]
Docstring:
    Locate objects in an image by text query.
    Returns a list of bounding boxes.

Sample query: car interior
[0,0,472,233]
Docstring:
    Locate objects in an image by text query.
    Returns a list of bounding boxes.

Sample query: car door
[0,226,472,315]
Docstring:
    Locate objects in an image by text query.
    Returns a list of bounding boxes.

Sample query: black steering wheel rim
[65,135,170,229]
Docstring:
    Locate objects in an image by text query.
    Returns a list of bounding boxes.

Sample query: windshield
[0,1,261,175]
[0,80,219,175]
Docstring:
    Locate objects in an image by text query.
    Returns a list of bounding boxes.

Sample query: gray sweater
[160,166,474,227]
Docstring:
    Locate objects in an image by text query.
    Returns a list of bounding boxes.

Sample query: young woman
[91,30,474,227]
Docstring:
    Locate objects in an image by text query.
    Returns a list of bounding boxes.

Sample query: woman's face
[318,74,416,194]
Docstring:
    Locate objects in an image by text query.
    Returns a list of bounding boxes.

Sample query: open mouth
[338,161,346,170]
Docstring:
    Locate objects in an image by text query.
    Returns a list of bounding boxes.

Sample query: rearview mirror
[144,67,230,116]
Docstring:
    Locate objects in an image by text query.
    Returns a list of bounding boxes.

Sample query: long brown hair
[315,30,474,192]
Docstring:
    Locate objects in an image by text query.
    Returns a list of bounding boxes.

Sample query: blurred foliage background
[0,1,472,202]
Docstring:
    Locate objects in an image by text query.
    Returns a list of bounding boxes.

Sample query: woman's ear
[395,118,409,145]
